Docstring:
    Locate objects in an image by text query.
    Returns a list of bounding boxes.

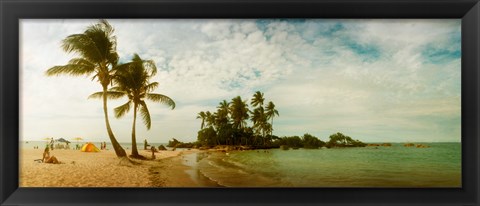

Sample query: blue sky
[20,19,461,143]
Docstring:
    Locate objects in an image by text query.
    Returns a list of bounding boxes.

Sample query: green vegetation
[273,134,325,149]
[195,91,279,148]
[325,132,367,148]
[193,92,366,150]
[302,133,326,149]
[167,138,197,148]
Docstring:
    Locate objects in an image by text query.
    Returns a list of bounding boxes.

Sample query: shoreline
[149,152,222,187]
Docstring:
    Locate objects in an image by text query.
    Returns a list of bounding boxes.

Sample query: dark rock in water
[381,143,392,146]
[415,144,430,148]
[404,143,415,147]
[158,145,167,151]
[367,144,380,147]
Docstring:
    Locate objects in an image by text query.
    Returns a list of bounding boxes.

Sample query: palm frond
[88,91,127,99]
[139,101,152,130]
[144,82,159,92]
[146,93,175,109]
[61,34,102,63]
[45,64,95,77]
[143,59,157,76]
[114,101,132,118]
[88,92,104,99]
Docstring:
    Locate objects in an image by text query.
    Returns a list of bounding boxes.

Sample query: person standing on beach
[151,146,156,160]
[144,139,149,150]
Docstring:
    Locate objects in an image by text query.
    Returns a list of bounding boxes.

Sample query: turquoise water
[195,143,461,187]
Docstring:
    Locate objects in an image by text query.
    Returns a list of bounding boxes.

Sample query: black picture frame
[1,0,479,205]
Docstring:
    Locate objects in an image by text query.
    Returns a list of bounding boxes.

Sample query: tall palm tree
[196,111,207,129]
[108,54,175,158]
[230,96,249,130]
[251,106,267,144]
[45,20,127,157]
[205,111,215,128]
[216,100,230,126]
[265,101,279,137]
[251,91,265,108]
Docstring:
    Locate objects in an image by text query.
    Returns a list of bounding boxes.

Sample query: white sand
[19,148,198,187]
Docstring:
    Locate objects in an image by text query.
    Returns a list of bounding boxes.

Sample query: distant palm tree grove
[186,91,366,150]
[195,91,279,148]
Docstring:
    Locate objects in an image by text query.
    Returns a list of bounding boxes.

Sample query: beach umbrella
[42,137,54,143]
[71,137,83,143]
[56,138,71,144]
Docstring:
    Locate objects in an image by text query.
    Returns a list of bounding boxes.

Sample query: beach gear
[81,143,100,152]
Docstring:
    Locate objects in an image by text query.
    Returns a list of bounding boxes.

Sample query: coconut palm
[251,91,265,108]
[205,111,215,128]
[107,54,175,158]
[265,101,279,136]
[45,20,127,157]
[251,106,267,144]
[216,100,230,126]
[196,111,207,129]
[230,96,249,130]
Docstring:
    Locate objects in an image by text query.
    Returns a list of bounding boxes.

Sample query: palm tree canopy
[46,20,119,86]
[265,101,279,119]
[62,20,118,65]
[205,111,216,128]
[230,96,250,129]
[251,91,265,107]
[197,111,207,129]
[112,53,175,129]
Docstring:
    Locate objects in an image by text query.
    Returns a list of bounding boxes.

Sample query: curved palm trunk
[131,103,140,157]
[103,86,127,157]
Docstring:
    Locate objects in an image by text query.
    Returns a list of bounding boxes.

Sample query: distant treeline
[165,91,367,150]
[168,132,366,150]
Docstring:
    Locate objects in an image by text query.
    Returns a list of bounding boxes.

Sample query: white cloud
[20,19,461,143]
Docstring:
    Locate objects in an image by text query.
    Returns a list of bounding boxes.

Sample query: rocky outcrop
[404,143,415,147]
[158,145,167,151]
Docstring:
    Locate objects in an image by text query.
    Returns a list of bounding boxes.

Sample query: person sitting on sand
[42,146,60,164]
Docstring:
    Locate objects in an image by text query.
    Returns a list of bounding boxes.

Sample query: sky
[20,19,461,143]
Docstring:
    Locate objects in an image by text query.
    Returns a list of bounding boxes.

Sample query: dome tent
[81,143,100,152]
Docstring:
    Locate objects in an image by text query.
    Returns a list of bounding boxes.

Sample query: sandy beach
[19,147,209,187]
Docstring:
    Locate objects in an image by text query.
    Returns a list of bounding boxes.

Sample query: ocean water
[193,143,461,187]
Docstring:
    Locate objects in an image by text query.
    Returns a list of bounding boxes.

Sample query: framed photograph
[1,0,479,205]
